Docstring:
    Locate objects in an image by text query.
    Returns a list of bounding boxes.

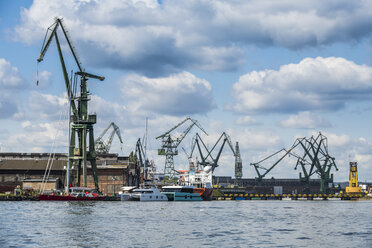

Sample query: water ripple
[0,201,371,247]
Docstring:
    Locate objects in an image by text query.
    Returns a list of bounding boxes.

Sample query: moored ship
[178,163,214,201]
[162,185,202,201]
[120,187,168,201]
[39,187,105,201]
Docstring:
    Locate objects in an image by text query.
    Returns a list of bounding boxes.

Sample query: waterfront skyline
[1,0,372,181]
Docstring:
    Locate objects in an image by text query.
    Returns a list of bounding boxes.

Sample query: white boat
[119,186,136,201]
[121,187,168,201]
[327,197,341,201]
[281,197,292,201]
[297,197,308,201]
[312,197,324,201]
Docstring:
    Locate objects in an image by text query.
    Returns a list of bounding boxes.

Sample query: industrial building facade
[0,152,138,195]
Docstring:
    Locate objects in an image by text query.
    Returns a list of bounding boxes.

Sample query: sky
[1,0,372,182]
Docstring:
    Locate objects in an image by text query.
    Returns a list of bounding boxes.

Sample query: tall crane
[191,132,241,177]
[250,132,338,193]
[37,18,104,191]
[95,122,123,154]
[156,117,207,179]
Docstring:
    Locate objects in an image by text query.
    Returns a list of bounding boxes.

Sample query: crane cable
[39,97,69,193]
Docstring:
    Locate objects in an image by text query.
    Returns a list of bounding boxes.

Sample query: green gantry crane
[156,117,207,179]
[250,132,338,193]
[37,18,104,191]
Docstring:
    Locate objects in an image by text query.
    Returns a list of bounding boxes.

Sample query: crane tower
[37,18,104,191]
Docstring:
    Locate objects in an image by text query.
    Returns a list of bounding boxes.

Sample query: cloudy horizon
[1,0,372,181]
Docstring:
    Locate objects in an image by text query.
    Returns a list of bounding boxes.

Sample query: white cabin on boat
[121,187,168,201]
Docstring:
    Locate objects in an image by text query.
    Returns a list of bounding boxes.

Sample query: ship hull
[194,188,213,201]
[39,195,105,201]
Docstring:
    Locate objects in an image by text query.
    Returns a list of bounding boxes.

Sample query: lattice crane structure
[190,132,243,185]
[250,132,338,193]
[156,117,207,179]
[37,18,104,191]
[95,122,123,154]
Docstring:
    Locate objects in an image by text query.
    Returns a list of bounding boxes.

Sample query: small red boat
[39,187,105,201]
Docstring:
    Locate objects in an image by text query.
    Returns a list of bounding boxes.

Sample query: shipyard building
[0,152,139,194]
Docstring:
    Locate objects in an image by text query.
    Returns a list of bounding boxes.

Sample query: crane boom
[156,117,207,140]
[37,21,59,63]
[250,148,294,181]
[156,117,190,139]
[37,18,104,117]
[38,18,83,71]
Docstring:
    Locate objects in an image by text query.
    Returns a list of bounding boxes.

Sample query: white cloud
[323,132,350,148]
[15,1,372,75]
[0,58,25,89]
[28,91,68,120]
[229,57,372,114]
[236,129,281,151]
[0,98,19,119]
[0,58,26,119]
[280,111,331,129]
[7,121,68,153]
[236,115,259,125]
[120,71,216,116]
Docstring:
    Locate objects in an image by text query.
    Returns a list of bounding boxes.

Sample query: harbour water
[1,201,371,247]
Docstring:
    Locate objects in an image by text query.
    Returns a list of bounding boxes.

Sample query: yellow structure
[345,162,362,194]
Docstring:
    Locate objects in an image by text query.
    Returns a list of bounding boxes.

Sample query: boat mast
[144,118,148,183]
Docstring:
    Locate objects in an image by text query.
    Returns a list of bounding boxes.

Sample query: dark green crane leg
[76,129,83,186]
[88,126,99,191]
[83,127,88,187]
[67,127,76,187]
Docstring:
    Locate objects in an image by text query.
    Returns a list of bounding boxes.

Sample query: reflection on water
[0,201,372,247]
